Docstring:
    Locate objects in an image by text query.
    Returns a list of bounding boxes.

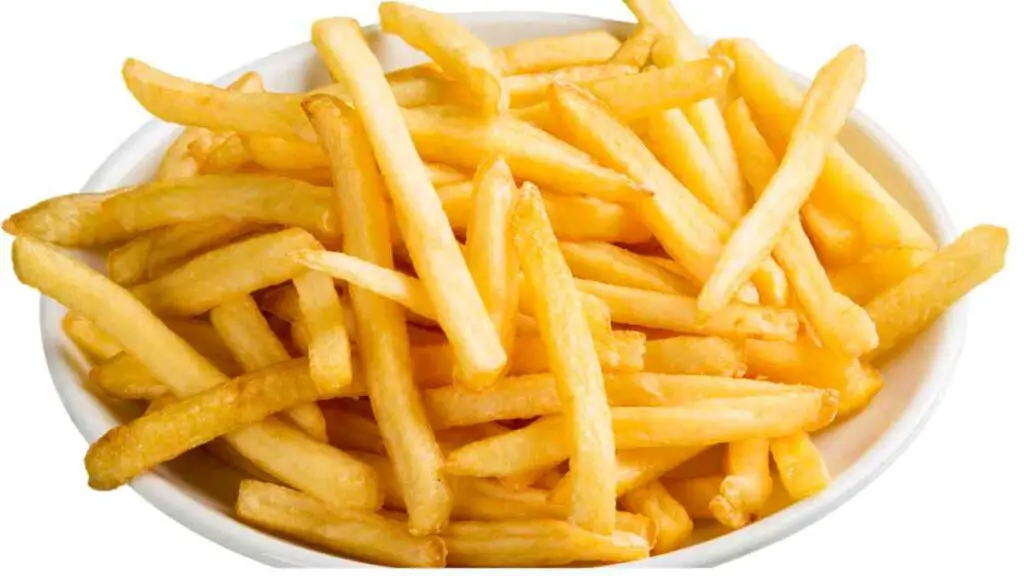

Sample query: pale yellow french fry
[709,439,772,529]
[577,279,798,341]
[771,432,830,501]
[437,181,651,244]
[102,174,339,240]
[403,107,649,203]
[494,30,622,75]
[442,520,649,567]
[662,475,722,520]
[304,94,451,535]
[559,241,696,296]
[446,394,831,477]
[236,481,444,568]
[426,162,470,187]
[585,57,733,122]
[610,25,658,68]
[621,480,693,554]
[62,312,122,361]
[132,228,321,316]
[725,97,878,356]
[866,225,1009,358]
[106,219,261,286]
[801,202,863,266]
[3,190,131,248]
[322,404,387,455]
[750,257,789,307]
[699,46,867,316]
[505,63,637,108]
[209,294,327,442]
[828,247,934,306]
[645,335,746,377]
[497,466,554,492]
[378,2,506,116]
[718,38,936,252]
[294,270,354,391]
[511,183,616,535]
[312,20,506,392]
[746,338,883,418]
[465,157,520,363]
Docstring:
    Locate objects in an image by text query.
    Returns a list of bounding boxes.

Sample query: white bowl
[39,11,964,568]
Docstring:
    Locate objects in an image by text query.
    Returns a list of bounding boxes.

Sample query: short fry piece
[294,270,354,391]
[709,439,772,529]
[621,480,693,554]
[63,312,122,361]
[866,225,1009,358]
[236,481,445,568]
[770,432,830,500]
[645,336,746,377]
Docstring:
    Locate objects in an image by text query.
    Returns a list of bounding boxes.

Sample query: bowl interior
[40,12,961,568]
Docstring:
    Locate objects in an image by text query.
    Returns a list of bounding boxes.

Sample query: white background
[0,0,1020,573]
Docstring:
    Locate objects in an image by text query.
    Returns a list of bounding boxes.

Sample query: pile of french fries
[5,0,1009,568]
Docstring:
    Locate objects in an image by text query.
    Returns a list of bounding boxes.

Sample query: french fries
[611,25,658,68]
[506,64,637,108]
[560,241,696,296]
[512,183,616,534]
[313,19,506,392]
[62,312,122,361]
[770,432,831,500]
[620,480,693,554]
[494,30,622,74]
[293,270,354,390]
[644,336,747,377]
[662,475,722,520]
[827,247,933,305]
[709,439,773,529]
[3,190,131,248]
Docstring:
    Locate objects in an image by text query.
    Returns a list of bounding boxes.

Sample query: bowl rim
[39,10,966,568]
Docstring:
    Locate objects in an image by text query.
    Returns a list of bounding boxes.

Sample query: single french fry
[699,46,867,316]
[304,95,451,535]
[378,2,506,116]
[828,247,933,305]
[645,336,746,377]
[465,157,520,363]
[102,174,339,240]
[718,38,936,251]
[313,20,506,392]
[106,219,261,286]
[323,404,387,454]
[3,190,131,248]
[506,63,637,108]
[294,270,354,391]
[709,439,773,529]
[244,134,329,171]
[492,30,622,74]
[442,520,649,567]
[62,312,122,361]
[745,338,883,418]
[559,241,696,296]
[512,183,616,535]
[771,432,830,500]
[725,97,878,356]
[403,107,649,203]
[209,294,327,442]
[866,225,1008,358]
[585,57,733,122]
[611,25,658,68]
[662,475,722,520]
[621,480,693,554]
[446,394,831,477]
[577,279,799,341]
[438,181,651,244]
[132,228,321,316]
[236,481,444,568]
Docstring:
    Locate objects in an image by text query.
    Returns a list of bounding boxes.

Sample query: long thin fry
[494,30,622,74]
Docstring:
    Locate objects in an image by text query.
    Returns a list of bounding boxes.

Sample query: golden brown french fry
[662,475,722,520]
[294,270,354,391]
[699,45,867,316]
[209,294,327,442]
[106,219,261,286]
[610,25,658,68]
[90,353,167,400]
[505,64,636,108]
[3,190,131,248]
[404,107,648,204]
[709,439,772,529]
[195,134,249,175]
[549,447,708,505]
[132,228,321,316]
[313,20,506,392]
[438,182,651,244]
[103,174,338,240]
[512,183,616,535]
[771,432,830,500]
[236,481,445,568]
[559,241,696,296]
[621,480,693,554]
[493,30,622,75]
[323,404,387,454]
[304,94,451,535]
[244,135,329,171]
[585,57,733,122]
[442,520,649,567]
[718,38,936,252]
[465,157,520,362]
[645,335,746,377]
[446,394,831,477]
[745,338,883,418]
[62,312,122,361]
[866,225,1008,358]
[827,247,933,305]
[725,97,878,356]
[577,279,799,341]
[378,2,506,116]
